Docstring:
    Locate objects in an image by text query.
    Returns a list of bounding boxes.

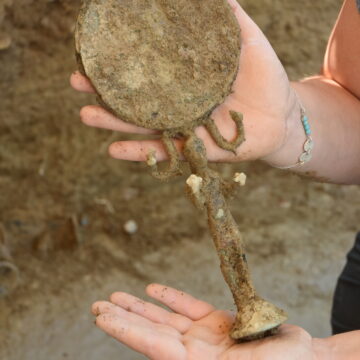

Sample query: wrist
[261,83,306,168]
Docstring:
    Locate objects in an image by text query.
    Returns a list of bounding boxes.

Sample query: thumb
[226,0,265,44]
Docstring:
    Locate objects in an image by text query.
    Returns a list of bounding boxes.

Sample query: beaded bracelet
[277,104,314,170]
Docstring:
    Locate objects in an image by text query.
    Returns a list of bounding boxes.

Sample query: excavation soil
[1,0,359,359]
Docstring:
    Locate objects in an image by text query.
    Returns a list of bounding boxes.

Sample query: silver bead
[304,138,314,152]
[300,152,312,163]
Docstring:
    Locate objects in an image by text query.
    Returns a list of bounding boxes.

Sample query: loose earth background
[1,0,359,359]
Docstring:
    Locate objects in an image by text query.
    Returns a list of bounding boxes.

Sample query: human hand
[92,284,327,360]
[71,0,299,166]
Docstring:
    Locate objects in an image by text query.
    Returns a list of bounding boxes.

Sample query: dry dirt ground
[1,0,359,359]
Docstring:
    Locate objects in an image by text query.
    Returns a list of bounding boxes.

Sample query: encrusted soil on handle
[1,0,359,359]
[183,132,287,340]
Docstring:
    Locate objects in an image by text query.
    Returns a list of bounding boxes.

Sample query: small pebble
[124,220,138,235]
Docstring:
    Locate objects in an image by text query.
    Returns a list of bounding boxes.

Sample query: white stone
[124,220,138,235]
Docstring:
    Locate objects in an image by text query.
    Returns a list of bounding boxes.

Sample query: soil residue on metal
[75,0,240,131]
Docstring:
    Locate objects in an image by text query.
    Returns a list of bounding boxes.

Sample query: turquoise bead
[301,114,311,135]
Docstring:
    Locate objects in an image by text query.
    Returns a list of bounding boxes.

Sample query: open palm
[92,284,317,360]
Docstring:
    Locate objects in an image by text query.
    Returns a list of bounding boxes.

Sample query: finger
[108,138,183,162]
[92,301,151,327]
[226,0,264,44]
[146,284,215,321]
[93,301,181,338]
[70,71,96,93]
[110,292,192,334]
[80,105,156,135]
[108,134,241,163]
[96,313,186,360]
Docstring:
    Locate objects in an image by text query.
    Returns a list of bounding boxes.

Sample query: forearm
[314,331,360,360]
[265,76,360,184]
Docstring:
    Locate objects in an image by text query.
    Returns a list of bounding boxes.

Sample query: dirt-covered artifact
[75,0,287,340]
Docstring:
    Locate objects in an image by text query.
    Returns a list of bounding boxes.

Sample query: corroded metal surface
[76,0,241,130]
